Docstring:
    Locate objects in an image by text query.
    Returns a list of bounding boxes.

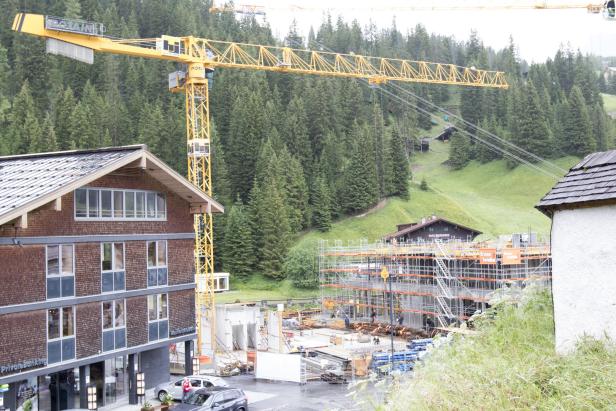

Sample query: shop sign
[0,359,46,376]
[170,326,196,337]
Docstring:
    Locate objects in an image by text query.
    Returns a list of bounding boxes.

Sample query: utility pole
[381,265,394,373]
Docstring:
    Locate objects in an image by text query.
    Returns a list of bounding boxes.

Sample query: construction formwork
[319,239,551,330]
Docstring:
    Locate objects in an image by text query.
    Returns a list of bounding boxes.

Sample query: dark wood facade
[383,216,481,243]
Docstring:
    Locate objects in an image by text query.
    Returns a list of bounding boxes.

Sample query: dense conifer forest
[1,0,614,281]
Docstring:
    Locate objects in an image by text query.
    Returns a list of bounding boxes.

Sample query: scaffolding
[319,238,551,330]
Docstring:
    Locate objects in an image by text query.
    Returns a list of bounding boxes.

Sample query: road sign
[380,266,389,281]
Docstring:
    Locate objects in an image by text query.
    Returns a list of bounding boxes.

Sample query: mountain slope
[295,142,578,250]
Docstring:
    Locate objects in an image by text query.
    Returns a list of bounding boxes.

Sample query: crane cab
[603,0,616,19]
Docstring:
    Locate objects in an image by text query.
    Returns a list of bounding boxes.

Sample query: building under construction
[319,237,551,330]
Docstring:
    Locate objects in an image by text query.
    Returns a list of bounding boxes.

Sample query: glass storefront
[13,356,130,411]
[36,369,79,411]
[104,357,128,405]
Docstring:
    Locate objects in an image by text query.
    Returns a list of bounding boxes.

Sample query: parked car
[173,387,248,411]
[155,375,229,402]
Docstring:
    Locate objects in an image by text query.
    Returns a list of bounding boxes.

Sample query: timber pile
[351,322,429,340]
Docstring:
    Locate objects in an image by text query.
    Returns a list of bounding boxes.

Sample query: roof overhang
[0,148,223,227]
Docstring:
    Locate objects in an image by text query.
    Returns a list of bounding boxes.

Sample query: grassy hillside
[294,141,578,251]
[226,141,577,302]
[602,92,616,113]
[386,288,616,410]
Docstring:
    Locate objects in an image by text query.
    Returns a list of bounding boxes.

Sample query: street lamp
[136,372,145,404]
[192,357,200,375]
[87,385,97,411]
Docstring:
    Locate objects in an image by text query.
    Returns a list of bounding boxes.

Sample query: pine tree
[250,178,291,280]
[136,101,166,155]
[341,123,379,213]
[371,102,387,197]
[41,113,58,152]
[283,96,312,179]
[279,148,310,233]
[8,81,38,154]
[68,102,96,149]
[311,174,332,232]
[227,89,269,200]
[63,0,82,18]
[54,87,77,150]
[25,112,43,153]
[387,127,410,199]
[591,103,610,151]
[448,130,472,170]
[513,81,552,159]
[222,199,255,280]
[0,46,10,98]
[560,86,595,156]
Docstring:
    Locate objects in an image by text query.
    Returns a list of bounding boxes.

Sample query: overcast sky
[246,0,616,62]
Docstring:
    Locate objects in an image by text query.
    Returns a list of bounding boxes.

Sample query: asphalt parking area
[223,374,384,411]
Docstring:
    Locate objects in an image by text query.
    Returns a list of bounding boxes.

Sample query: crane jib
[11,11,511,358]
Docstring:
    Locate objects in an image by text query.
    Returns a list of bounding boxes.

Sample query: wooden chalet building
[383,216,481,243]
[0,145,223,410]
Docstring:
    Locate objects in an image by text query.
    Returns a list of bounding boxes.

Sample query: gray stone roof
[536,149,616,214]
[0,145,222,226]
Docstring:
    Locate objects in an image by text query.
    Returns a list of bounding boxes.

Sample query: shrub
[283,247,318,289]
[419,178,428,191]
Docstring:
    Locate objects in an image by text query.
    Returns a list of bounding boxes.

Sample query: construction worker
[397,313,404,326]
[370,309,377,324]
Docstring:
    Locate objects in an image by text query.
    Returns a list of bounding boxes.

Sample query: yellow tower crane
[12,12,508,359]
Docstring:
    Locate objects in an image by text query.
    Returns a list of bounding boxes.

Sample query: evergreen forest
[1,0,615,284]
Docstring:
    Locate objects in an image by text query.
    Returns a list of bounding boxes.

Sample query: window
[147,241,167,287]
[46,245,75,299]
[74,188,166,221]
[47,306,75,364]
[102,300,126,351]
[113,191,124,218]
[147,294,168,341]
[101,243,125,292]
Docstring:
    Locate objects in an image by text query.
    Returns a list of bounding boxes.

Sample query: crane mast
[13,12,508,359]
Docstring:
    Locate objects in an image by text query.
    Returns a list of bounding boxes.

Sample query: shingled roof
[0,145,223,226]
[383,216,482,241]
[536,149,616,216]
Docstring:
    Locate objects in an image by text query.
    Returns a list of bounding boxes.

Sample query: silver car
[155,375,229,402]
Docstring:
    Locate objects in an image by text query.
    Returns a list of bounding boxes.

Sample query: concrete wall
[216,305,261,351]
[552,205,616,353]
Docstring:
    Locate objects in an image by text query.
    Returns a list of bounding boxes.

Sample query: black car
[173,386,248,411]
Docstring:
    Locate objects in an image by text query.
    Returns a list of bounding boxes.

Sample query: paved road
[224,374,385,411]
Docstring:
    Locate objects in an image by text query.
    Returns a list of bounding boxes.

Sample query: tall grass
[387,287,616,410]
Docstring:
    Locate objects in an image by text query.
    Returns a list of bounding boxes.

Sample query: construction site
[319,236,552,330]
[4,1,616,409]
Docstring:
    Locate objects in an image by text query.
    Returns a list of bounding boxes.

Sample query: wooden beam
[140,154,147,169]
[190,203,212,214]
[16,213,28,229]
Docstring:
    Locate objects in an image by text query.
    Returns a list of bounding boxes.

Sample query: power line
[301,38,564,180]
[387,82,567,175]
